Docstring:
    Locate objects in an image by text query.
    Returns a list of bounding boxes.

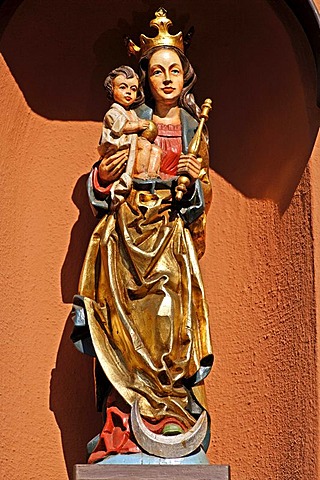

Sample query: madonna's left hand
[177,154,202,184]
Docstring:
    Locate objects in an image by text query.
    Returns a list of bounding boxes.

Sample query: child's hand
[138,120,150,131]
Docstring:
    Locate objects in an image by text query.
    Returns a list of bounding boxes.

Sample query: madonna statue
[72,7,213,465]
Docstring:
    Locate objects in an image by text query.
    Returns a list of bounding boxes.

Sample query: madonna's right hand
[98,149,129,184]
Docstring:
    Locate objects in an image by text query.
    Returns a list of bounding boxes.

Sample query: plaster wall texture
[310,132,320,479]
[0,1,319,479]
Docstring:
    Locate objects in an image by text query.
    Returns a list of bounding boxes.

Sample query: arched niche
[284,0,320,104]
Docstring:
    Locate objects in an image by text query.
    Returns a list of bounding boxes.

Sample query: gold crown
[127,7,184,58]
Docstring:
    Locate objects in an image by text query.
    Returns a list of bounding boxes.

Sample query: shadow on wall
[50,314,102,480]
[0,0,319,212]
[60,174,99,304]
[51,174,100,479]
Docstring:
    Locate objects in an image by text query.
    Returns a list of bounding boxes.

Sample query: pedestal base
[90,448,210,465]
[73,464,230,480]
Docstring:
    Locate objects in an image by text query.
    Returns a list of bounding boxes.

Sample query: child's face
[113,75,139,108]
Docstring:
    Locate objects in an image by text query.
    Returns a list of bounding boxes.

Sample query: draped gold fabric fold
[78,187,212,428]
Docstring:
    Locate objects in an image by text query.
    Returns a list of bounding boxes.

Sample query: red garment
[154,123,182,176]
[88,389,187,463]
[92,167,113,195]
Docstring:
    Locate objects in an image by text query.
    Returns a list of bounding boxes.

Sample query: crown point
[124,36,141,57]
[155,7,167,17]
[126,8,185,59]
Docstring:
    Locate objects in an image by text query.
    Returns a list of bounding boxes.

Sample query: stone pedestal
[73,464,230,480]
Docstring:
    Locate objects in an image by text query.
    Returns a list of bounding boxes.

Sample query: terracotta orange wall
[0,1,319,479]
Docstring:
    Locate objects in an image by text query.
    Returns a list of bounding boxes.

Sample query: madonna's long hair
[139,46,200,121]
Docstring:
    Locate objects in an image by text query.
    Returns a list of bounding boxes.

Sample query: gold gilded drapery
[78,186,212,428]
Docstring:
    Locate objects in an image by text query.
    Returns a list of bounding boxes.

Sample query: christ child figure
[98,65,162,179]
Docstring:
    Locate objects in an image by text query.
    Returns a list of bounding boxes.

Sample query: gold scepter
[175,98,212,201]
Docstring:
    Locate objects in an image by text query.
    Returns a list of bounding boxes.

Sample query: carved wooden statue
[72,7,213,465]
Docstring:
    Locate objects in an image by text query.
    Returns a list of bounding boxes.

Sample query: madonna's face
[148,49,184,106]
